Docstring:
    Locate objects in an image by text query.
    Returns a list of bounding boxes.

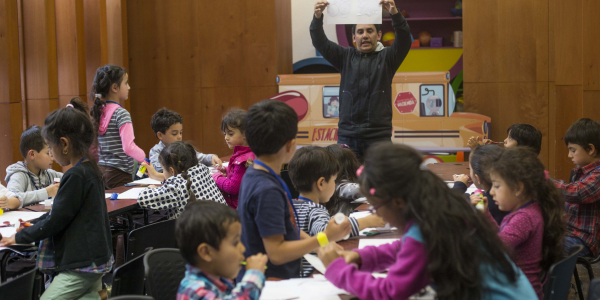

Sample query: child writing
[90,65,146,189]
[453,145,508,225]
[212,108,255,209]
[468,123,542,154]
[147,108,220,177]
[138,141,227,220]
[5,125,62,208]
[237,100,351,281]
[1,106,113,300]
[324,144,362,216]
[317,143,536,300]
[288,146,385,277]
[176,200,268,300]
[475,147,565,299]
[552,118,600,257]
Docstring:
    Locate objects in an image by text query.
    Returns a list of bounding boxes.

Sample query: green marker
[240,261,268,269]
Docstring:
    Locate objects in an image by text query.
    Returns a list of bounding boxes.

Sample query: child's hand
[45,184,59,197]
[148,185,157,189]
[212,155,223,168]
[363,214,386,228]
[467,136,479,150]
[482,139,493,145]
[453,174,471,186]
[0,234,16,247]
[245,253,268,274]
[470,194,488,211]
[143,162,164,182]
[0,196,7,209]
[339,250,362,266]
[317,243,342,267]
[324,216,352,242]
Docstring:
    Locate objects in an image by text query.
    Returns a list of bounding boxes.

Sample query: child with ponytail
[476,147,565,299]
[90,65,146,189]
[137,141,227,220]
[317,143,536,300]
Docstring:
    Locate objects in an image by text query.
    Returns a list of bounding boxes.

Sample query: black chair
[588,278,600,300]
[111,253,146,297]
[144,248,186,300]
[110,296,154,300]
[126,219,177,262]
[0,267,38,300]
[543,245,584,300]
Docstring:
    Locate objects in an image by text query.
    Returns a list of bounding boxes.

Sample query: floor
[568,263,600,300]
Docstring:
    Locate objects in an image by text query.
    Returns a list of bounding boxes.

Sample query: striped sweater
[97,106,144,174]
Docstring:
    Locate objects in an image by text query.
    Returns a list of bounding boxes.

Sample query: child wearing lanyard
[236,100,351,281]
[475,147,565,300]
[1,106,113,300]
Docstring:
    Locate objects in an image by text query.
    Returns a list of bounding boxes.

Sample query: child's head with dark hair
[245,100,298,161]
[469,144,504,190]
[69,97,89,114]
[89,65,128,132]
[289,146,339,203]
[323,144,361,215]
[564,118,600,168]
[159,141,200,202]
[220,108,249,149]
[359,143,518,299]
[504,123,542,154]
[487,147,565,271]
[150,108,184,145]
[41,107,98,172]
[176,200,244,279]
[19,126,54,172]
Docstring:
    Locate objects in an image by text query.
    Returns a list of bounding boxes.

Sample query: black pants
[337,136,391,162]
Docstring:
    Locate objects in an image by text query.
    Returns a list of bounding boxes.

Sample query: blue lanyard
[254,159,300,239]
[22,162,50,191]
[73,157,87,167]
[500,201,534,231]
[297,196,313,202]
[105,101,121,107]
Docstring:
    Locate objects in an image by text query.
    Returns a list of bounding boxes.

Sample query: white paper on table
[466,184,478,194]
[358,238,398,249]
[351,197,368,204]
[117,188,145,200]
[0,211,46,237]
[326,0,382,25]
[349,211,371,219]
[303,254,327,274]
[128,178,162,185]
[260,278,348,300]
[359,222,397,236]
[447,182,454,188]
[105,194,112,199]
[209,161,229,172]
[0,227,17,238]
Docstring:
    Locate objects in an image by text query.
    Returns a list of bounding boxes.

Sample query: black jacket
[452,181,508,225]
[310,13,412,139]
[16,162,112,271]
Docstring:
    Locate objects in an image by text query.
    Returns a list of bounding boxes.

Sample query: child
[324,144,362,216]
[212,108,254,209]
[90,65,146,189]
[1,106,113,300]
[289,146,385,277]
[237,100,351,281]
[452,145,508,225]
[317,143,536,300]
[553,118,600,257]
[68,97,100,162]
[176,200,268,300]
[148,108,219,174]
[0,184,20,210]
[477,147,565,299]
[326,97,339,117]
[138,141,227,219]
[468,123,542,154]
[5,125,62,208]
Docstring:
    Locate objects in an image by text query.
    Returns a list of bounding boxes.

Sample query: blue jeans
[564,236,593,257]
[337,136,391,162]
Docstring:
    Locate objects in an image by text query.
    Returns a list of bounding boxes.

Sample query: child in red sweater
[212,109,254,209]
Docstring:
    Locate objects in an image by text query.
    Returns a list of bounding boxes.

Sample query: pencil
[240,261,268,269]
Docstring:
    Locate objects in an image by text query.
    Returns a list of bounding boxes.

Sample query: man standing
[311,0,411,160]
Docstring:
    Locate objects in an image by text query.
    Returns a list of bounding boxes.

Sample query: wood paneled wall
[464,0,600,181]
[126,0,292,158]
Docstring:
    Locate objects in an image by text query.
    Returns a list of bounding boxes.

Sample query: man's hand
[380,0,398,15]
[211,155,223,168]
[314,1,329,19]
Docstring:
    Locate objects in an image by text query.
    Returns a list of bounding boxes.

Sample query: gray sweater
[5,162,63,207]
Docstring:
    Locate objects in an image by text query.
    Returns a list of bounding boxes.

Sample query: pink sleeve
[118,123,146,163]
[355,240,403,272]
[212,164,247,195]
[325,237,430,300]
[497,212,533,250]
[486,209,500,230]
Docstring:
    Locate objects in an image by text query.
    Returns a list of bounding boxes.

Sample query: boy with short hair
[5,126,62,208]
[467,123,543,154]
[176,200,267,300]
[553,118,600,256]
[146,108,221,178]
[237,100,351,281]
[288,146,386,277]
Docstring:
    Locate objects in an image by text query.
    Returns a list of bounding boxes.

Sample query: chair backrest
[543,245,584,300]
[126,219,177,262]
[0,267,38,300]
[144,248,186,300]
[111,253,146,297]
[589,279,600,300]
[110,296,155,300]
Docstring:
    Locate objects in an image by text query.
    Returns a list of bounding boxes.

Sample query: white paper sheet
[358,238,398,249]
[105,194,112,199]
[303,254,327,274]
[349,211,371,219]
[260,278,348,300]
[128,178,162,185]
[350,197,368,204]
[326,0,382,25]
[0,211,46,238]
[117,188,145,200]
[466,184,478,194]
[359,224,397,236]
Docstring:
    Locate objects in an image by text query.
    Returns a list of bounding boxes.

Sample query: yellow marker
[240,261,267,269]
[317,231,329,247]
[0,208,3,216]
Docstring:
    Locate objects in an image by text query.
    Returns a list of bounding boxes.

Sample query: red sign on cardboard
[394,92,417,114]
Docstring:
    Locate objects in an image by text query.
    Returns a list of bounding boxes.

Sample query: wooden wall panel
[84,0,107,100]
[583,91,600,120]
[0,103,23,184]
[553,86,583,180]
[582,0,600,90]
[463,0,498,83]
[554,0,582,86]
